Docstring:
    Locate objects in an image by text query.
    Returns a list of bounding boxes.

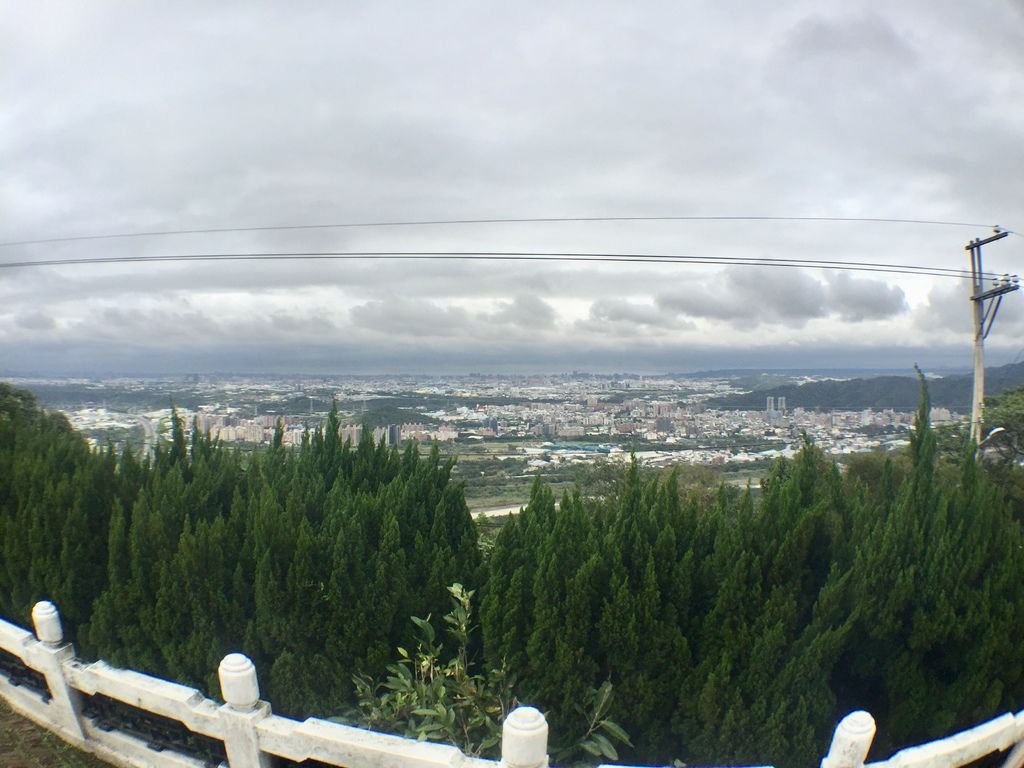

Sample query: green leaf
[411,615,436,643]
[591,733,619,760]
[600,719,633,746]
[480,734,500,750]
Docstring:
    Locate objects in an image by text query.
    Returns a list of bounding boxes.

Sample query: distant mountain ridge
[710,361,1024,411]
[680,367,970,380]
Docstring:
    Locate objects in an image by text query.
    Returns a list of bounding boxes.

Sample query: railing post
[1000,739,1024,768]
[821,710,876,768]
[218,653,273,768]
[502,706,549,768]
[29,601,86,743]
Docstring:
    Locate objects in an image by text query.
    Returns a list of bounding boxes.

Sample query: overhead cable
[0,250,1002,281]
[0,215,1004,249]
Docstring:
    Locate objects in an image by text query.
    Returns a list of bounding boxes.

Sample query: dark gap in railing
[81,692,227,767]
[963,750,1012,768]
[0,647,51,702]
[276,760,338,767]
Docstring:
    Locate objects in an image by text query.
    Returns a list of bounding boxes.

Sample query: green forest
[2,381,1024,768]
[711,360,1024,411]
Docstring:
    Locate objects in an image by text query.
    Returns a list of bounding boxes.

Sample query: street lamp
[979,426,1006,446]
[974,426,1009,464]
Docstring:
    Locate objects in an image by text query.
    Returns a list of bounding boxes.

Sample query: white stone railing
[822,709,1024,768]
[1,601,1023,768]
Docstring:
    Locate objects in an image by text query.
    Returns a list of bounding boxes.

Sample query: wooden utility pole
[966,230,1016,444]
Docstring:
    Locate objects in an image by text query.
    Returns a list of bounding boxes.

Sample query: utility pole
[966,230,1018,444]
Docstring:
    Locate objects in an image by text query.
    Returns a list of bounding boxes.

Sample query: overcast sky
[2,1,1023,376]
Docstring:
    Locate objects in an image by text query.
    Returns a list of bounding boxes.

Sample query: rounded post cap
[218,653,260,711]
[823,711,877,768]
[32,601,64,645]
[502,706,548,767]
[838,710,876,736]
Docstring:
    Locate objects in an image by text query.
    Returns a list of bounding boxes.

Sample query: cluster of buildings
[189,410,459,448]
[44,373,962,467]
[26,408,457,452]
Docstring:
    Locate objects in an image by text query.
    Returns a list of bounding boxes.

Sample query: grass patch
[0,699,110,767]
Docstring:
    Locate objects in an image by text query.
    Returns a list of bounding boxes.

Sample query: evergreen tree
[5,380,1024,768]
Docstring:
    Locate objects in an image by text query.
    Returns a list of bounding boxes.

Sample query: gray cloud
[783,12,916,65]
[0,335,994,379]
[657,285,755,323]
[657,267,828,327]
[14,311,55,330]
[350,300,470,338]
[729,268,827,322]
[914,281,1024,340]
[1,2,1021,375]
[826,272,907,321]
[487,295,557,329]
[590,298,669,326]
[575,299,697,339]
[269,312,337,334]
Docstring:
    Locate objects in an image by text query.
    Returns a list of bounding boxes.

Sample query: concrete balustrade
[865,712,1024,768]
[2,600,1024,768]
[0,601,526,768]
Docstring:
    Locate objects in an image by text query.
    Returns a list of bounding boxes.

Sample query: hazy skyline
[2,2,1023,376]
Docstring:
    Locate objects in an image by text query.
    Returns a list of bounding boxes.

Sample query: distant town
[6,372,959,477]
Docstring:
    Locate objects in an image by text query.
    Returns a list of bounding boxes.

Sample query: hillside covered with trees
[2,381,1023,768]
[710,360,1024,411]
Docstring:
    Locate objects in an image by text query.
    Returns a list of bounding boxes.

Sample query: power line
[0,250,1000,280]
[0,250,986,279]
[0,215,1004,249]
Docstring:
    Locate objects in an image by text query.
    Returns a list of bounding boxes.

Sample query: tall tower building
[766,396,775,415]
